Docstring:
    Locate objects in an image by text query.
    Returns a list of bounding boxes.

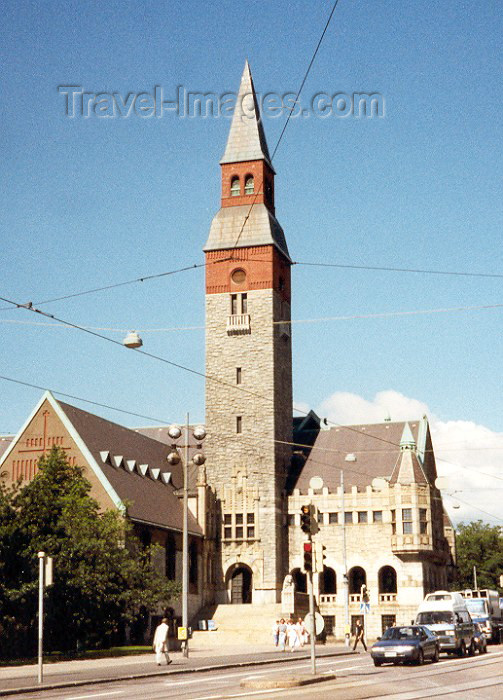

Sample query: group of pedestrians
[272,617,309,652]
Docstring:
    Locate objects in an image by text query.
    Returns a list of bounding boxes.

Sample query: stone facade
[204,284,292,603]
[203,61,293,605]
[287,442,453,639]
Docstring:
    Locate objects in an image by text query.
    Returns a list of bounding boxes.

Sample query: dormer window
[230,176,240,196]
[244,175,254,195]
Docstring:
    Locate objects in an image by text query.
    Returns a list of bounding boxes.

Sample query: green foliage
[0,448,180,659]
[455,520,503,591]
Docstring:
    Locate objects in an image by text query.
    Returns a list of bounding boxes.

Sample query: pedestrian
[278,618,287,651]
[352,619,367,652]
[272,619,280,647]
[295,617,306,648]
[287,618,300,652]
[153,617,172,665]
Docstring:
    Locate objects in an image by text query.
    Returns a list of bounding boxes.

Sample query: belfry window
[244,175,254,195]
[230,176,240,196]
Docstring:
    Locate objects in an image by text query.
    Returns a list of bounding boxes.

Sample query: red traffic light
[303,542,312,552]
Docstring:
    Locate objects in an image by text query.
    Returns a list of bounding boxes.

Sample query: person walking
[295,618,306,648]
[278,618,287,651]
[353,619,367,652]
[272,619,280,647]
[153,617,172,665]
[287,618,300,652]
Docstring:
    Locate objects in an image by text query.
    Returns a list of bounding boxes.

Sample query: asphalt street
[6,645,503,700]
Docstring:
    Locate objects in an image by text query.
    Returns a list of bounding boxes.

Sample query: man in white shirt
[153,618,172,665]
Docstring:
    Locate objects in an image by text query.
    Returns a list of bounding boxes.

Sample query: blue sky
[2,1,502,523]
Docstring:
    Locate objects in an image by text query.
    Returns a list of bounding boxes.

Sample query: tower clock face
[231,269,246,284]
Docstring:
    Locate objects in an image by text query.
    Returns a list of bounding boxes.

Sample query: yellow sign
[344,624,351,635]
[177,626,188,641]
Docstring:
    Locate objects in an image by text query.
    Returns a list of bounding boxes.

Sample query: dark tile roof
[133,425,203,492]
[295,420,434,493]
[58,402,203,536]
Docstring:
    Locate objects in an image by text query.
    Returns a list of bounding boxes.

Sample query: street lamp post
[167,417,206,658]
[123,332,206,658]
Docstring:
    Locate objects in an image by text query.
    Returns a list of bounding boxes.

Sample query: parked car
[371,625,440,666]
[472,622,488,654]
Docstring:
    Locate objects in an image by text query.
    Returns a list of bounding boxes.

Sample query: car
[472,622,488,654]
[371,625,440,666]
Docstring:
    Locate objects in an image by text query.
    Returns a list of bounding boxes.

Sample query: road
[11,645,503,700]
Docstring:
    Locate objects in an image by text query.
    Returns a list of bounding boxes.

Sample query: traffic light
[303,541,313,572]
[314,542,327,573]
[300,504,311,534]
[361,584,370,603]
[300,504,320,536]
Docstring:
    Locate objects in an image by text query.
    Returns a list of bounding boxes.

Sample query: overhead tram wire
[3,371,503,478]
[4,300,502,334]
[3,295,503,485]
[0,263,207,312]
[295,261,503,280]
[3,291,503,471]
[229,0,342,252]
[3,371,503,499]
[2,255,502,314]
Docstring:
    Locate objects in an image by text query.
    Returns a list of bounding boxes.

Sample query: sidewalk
[0,642,355,696]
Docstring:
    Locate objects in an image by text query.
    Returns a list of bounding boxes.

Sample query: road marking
[164,671,271,686]
[188,689,286,700]
[67,692,124,700]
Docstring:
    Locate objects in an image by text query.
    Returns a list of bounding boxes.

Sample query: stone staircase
[190,603,283,649]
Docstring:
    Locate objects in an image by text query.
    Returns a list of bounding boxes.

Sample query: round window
[231,269,246,284]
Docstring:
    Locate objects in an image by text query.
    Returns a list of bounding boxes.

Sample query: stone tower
[204,62,293,605]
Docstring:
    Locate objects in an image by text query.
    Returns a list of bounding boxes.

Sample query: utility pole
[38,552,45,684]
[182,412,189,658]
[473,565,478,590]
[308,566,316,675]
[301,503,318,675]
[341,471,349,645]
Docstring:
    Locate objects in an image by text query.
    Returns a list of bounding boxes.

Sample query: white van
[415,591,475,656]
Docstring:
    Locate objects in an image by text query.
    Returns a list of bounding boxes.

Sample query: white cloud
[316,390,503,527]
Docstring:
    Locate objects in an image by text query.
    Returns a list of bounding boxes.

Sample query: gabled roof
[1,393,202,536]
[220,60,273,169]
[295,419,436,493]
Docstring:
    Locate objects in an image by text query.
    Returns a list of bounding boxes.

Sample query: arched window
[291,567,307,593]
[244,175,254,195]
[319,567,337,594]
[348,566,366,594]
[165,535,176,580]
[378,566,397,594]
[230,176,240,196]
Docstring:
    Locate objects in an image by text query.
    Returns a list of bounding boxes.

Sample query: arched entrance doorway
[227,564,253,604]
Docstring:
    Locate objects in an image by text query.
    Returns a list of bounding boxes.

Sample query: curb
[0,650,355,697]
[241,673,337,689]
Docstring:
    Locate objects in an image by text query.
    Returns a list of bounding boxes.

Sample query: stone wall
[205,287,292,602]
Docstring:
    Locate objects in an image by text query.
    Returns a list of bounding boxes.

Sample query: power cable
[2,256,502,314]
[0,263,206,312]
[2,365,503,486]
[2,373,503,523]
[3,295,503,486]
[296,261,503,280]
[3,300,502,334]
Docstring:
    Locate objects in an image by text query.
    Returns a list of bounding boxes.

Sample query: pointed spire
[400,422,416,450]
[220,61,273,169]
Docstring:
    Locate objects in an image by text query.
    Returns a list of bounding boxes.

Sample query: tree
[455,520,503,591]
[0,447,180,658]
